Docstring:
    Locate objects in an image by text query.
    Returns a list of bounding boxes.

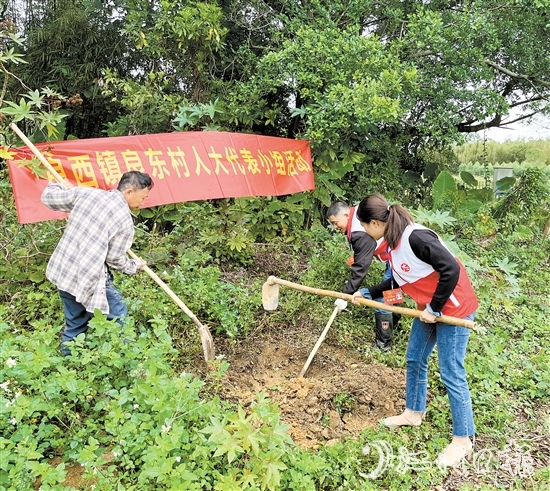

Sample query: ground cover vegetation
[1,164,549,490]
[1,0,550,489]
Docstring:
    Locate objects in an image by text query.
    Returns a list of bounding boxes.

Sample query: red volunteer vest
[374,239,389,262]
[347,207,387,262]
[388,224,478,318]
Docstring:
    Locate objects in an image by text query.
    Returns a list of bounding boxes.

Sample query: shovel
[10,122,216,361]
[262,275,478,330]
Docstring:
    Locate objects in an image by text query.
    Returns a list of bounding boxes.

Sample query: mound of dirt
[217,335,406,449]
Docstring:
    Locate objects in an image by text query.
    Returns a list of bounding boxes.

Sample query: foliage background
[3,0,550,204]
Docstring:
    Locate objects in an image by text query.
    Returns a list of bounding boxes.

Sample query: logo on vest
[400,262,411,272]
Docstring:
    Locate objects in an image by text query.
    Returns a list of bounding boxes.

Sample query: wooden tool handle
[299,306,340,378]
[267,276,477,330]
[127,249,203,329]
[10,123,65,182]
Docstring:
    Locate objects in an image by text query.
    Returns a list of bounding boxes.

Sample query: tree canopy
[2,0,550,198]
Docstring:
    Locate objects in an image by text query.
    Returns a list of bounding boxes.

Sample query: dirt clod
[217,333,406,449]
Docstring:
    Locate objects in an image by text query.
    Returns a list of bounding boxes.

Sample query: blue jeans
[405,313,476,437]
[59,276,127,355]
[360,266,392,314]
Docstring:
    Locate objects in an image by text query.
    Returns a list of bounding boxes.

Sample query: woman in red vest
[351,193,478,468]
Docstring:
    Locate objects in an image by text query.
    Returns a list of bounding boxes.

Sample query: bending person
[351,193,478,468]
[41,171,153,356]
[327,201,399,350]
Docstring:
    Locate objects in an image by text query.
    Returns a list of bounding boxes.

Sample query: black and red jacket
[342,207,386,294]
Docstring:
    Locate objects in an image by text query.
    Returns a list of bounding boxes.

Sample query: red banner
[7,131,314,224]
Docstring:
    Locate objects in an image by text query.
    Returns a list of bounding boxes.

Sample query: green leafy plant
[411,205,457,232]
[493,168,550,234]
[1,31,68,143]
[201,393,293,490]
[334,392,354,416]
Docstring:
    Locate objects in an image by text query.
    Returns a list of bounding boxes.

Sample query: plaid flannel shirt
[41,183,140,314]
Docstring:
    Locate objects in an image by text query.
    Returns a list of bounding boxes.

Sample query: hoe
[262,275,479,377]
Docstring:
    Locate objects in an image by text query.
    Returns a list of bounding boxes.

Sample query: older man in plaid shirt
[41,171,153,355]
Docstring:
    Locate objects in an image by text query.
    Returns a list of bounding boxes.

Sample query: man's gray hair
[117,171,154,192]
[326,201,349,219]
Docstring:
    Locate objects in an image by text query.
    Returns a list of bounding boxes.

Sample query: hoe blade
[262,280,279,311]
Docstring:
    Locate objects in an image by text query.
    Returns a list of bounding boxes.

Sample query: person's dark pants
[59,277,127,356]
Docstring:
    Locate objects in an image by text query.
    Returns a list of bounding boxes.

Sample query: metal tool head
[199,324,216,362]
[262,277,280,311]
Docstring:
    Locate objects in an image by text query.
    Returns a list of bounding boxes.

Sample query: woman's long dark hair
[356,194,414,249]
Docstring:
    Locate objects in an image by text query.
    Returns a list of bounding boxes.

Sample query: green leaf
[495,176,516,193]
[458,199,483,214]
[285,193,306,204]
[412,205,457,230]
[213,436,244,464]
[213,470,241,491]
[201,98,224,119]
[513,225,534,240]
[16,158,49,179]
[66,378,78,393]
[495,257,519,277]
[0,148,16,160]
[460,171,478,188]
[290,106,307,118]
[261,451,287,491]
[423,163,438,179]
[138,209,155,218]
[140,466,162,479]
[402,171,422,185]
[0,98,35,122]
[24,90,44,107]
[433,170,457,208]
[172,111,197,129]
[29,271,45,283]
[202,417,245,464]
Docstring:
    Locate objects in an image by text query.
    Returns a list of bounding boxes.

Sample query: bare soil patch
[214,326,406,450]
